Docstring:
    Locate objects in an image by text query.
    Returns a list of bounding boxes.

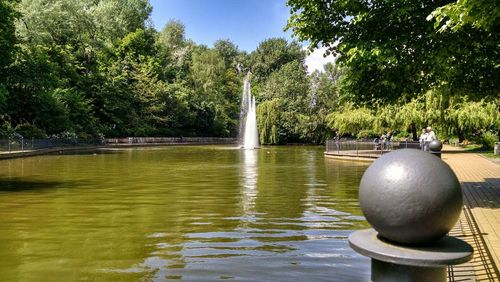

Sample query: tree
[250,38,305,84]
[0,0,17,73]
[257,60,309,144]
[428,0,500,32]
[302,65,343,143]
[159,20,186,50]
[189,47,241,137]
[214,39,239,69]
[326,106,375,138]
[286,0,499,104]
[0,0,18,122]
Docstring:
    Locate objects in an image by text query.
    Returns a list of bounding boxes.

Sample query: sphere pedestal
[349,229,473,282]
[429,140,443,159]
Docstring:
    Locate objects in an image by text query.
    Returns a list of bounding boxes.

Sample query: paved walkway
[443,153,500,281]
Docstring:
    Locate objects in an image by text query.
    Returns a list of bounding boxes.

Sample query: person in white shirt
[424,126,437,151]
[419,129,427,150]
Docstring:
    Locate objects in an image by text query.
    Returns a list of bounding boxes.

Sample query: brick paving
[443,153,500,281]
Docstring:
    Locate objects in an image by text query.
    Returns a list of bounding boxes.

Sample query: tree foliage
[0,0,497,146]
[428,0,500,32]
[286,0,499,104]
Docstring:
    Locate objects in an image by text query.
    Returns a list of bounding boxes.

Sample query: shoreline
[0,141,238,160]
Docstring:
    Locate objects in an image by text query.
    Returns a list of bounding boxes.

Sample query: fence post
[356,140,359,157]
[8,137,11,152]
[21,137,24,151]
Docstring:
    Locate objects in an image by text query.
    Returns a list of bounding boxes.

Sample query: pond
[0,146,371,281]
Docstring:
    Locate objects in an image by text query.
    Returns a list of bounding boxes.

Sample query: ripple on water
[0,146,370,281]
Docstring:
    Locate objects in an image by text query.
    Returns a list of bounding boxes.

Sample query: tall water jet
[239,73,259,149]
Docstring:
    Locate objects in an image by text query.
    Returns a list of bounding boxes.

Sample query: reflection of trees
[0,146,371,280]
[254,147,310,220]
[323,158,369,217]
[0,147,243,280]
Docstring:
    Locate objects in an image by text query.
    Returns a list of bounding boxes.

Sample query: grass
[481,152,500,159]
[462,144,485,151]
[451,143,499,158]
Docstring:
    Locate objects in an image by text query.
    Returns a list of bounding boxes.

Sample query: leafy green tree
[5,45,71,134]
[326,106,375,138]
[0,0,17,72]
[214,39,240,69]
[257,60,309,144]
[429,0,500,32]
[286,0,499,104]
[0,0,18,119]
[189,47,240,136]
[447,99,500,142]
[250,38,305,84]
[159,20,186,50]
[294,64,343,143]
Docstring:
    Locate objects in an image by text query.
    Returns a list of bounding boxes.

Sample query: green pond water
[0,146,371,281]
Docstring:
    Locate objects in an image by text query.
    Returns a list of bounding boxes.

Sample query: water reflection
[0,146,371,281]
[240,149,258,218]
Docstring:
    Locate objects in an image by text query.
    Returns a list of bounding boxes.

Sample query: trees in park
[0,0,497,146]
[0,1,246,139]
[286,0,499,144]
[0,0,18,128]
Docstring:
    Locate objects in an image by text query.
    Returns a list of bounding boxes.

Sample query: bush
[14,123,47,138]
[0,121,14,137]
[478,131,498,150]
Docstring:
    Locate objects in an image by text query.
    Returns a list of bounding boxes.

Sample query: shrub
[478,131,498,150]
[14,123,47,138]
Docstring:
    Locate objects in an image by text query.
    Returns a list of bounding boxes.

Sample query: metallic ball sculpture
[359,149,462,244]
[429,140,443,151]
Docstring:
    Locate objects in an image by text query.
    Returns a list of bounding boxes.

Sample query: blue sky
[149,0,335,73]
[149,0,293,52]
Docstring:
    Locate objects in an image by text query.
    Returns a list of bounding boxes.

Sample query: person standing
[419,129,427,150]
[424,126,437,151]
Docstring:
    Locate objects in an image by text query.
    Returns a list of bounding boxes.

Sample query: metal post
[21,137,24,151]
[356,140,359,157]
[8,137,11,152]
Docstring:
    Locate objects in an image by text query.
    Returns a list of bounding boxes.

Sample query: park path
[443,153,500,281]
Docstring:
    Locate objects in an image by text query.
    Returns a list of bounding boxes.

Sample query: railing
[105,137,237,145]
[0,137,104,152]
[0,136,238,152]
[325,139,421,158]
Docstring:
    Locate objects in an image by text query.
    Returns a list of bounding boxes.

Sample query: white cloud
[303,46,337,74]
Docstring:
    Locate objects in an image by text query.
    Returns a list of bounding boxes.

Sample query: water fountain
[239,73,259,149]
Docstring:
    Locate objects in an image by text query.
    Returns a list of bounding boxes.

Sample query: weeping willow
[256,99,281,144]
[326,105,375,138]
[447,99,500,140]
[326,91,499,142]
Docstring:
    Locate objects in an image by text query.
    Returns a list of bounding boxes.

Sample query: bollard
[349,149,472,282]
[429,140,443,158]
[495,142,500,155]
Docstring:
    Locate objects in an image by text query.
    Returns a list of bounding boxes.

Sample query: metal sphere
[429,140,443,151]
[359,149,462,244]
